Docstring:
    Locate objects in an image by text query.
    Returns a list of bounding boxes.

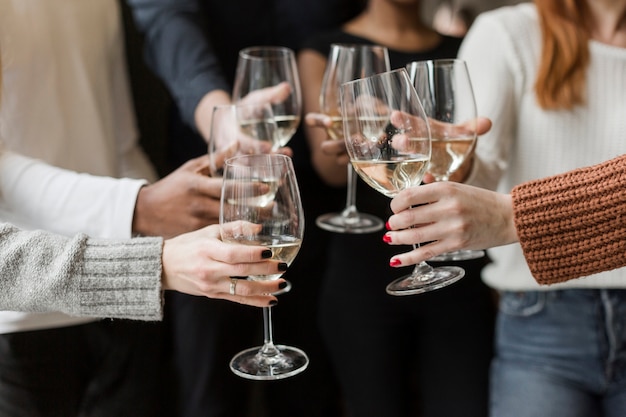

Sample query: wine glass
[316,43,390,234]
[340,68,465,295]
[407,59,485,261]
[208,102,279,177]
[233,46,302,148]
[220,153,308,380]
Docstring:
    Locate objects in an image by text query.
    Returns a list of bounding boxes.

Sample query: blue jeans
[491,289,626,417]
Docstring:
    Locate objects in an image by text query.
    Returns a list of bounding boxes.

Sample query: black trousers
[0,320,168,417]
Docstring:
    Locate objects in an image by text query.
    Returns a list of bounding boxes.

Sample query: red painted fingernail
[385,221,391,230]
[390,258,402,267]
[382,234,392,243]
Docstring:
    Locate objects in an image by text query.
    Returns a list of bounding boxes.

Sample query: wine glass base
[428,250,486,262]
[316,212,384,234]
[230,345,309,380]
[386,266,465,296]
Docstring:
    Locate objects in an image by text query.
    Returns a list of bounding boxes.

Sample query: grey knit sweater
[0,223,164,320]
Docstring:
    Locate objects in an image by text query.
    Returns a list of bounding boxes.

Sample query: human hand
[161,224,286,307]
[384,181,517,267]
[305,112,350,166]
[132,155,221,239]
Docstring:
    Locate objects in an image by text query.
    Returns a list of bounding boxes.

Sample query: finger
[181,154,211,172]
[219,279,282,307]
[305,112,332,128]
[475,117,492,135]
[274,147,293,157]
[388,241,457,268]
[192,175,223,198]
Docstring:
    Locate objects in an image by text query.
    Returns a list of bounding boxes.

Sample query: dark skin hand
[132,155,222,239]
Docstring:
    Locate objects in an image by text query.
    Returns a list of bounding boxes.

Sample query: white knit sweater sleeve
[0,151,146,239]
[0,223,164,320]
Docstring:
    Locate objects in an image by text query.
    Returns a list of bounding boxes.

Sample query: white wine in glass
[208,102,278,177]
[407,59,485,262]
[316,43,390,234]
[233,46,302,148]
[341,68,466,295]
[220,153,308,380]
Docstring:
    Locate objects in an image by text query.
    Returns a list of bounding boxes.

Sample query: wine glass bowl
[220,153,308,380]
[315,43,390,234]
[233,46,302,148]
[341,68,465,295]
[208,103,278,178]
[407,58,485,261]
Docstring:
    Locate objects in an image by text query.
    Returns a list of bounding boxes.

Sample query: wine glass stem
[341,165,359,219]
[260,306,279,356]
[409,205,434,279]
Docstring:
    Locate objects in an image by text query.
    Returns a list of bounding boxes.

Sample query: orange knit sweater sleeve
[511,155,626,285]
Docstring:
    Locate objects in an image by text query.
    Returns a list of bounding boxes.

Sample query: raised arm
[0,223,286,319]
[385,154,626,285]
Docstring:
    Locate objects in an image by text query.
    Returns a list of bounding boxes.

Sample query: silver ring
[229,278,238,296]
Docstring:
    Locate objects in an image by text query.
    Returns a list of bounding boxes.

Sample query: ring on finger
[229,278,238,296]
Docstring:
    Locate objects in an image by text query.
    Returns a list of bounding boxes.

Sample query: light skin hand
[161,224,284,307]
[383,181,518,267]
[132,155,222,239]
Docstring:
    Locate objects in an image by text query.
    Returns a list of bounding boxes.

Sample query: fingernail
[385,221,391,231]
[278,263,288,271]
[279,281,288,289]
[261,249,273,259]
[382,234,392,243]
[269,300,278,306]
[390,258,402,267]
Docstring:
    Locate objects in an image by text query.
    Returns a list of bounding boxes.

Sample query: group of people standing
[0,1,625,417]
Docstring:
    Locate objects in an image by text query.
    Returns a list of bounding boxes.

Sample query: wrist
[132,185,151,236]
[195,90,232,141]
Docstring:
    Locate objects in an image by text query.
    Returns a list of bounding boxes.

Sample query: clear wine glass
[316,43,390,234]
[340,68,465,295]
[233,46,302,148]
[221,153,307,380]
[208,102,278,177]
[407,59,485,262]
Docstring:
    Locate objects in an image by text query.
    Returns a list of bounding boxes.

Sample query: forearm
[512,155,626,284]
[0,151,144,239]
[0,223,164,320]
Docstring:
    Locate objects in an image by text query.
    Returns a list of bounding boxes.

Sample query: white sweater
[0,0,157,332]
[460,3,626,291]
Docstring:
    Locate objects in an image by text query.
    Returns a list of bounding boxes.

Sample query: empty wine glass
[407,59,485,261]
[316,43,390,234]
[233,46,302,148]
[340,68,465,295]
[221,153,307,379]
[208,102,278,177]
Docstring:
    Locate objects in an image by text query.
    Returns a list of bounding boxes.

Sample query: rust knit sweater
[512,155,626,285]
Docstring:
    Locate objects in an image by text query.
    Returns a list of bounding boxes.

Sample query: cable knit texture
[512,155,626,285]
[0,223,164,320]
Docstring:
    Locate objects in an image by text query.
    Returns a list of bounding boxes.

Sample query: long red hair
[534,0,590,110]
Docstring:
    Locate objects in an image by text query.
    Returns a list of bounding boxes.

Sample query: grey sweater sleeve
[0,223,164,320]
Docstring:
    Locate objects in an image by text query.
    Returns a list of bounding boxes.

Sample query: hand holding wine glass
[233,46,302,148]
[341,68,465,295]
[208,102,279,177]
[406,59,485,261]
[315,43,390,234]
[220,153,307,379]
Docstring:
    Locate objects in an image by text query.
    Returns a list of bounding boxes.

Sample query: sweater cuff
[512,156,626,285]
[76,236,164,320]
